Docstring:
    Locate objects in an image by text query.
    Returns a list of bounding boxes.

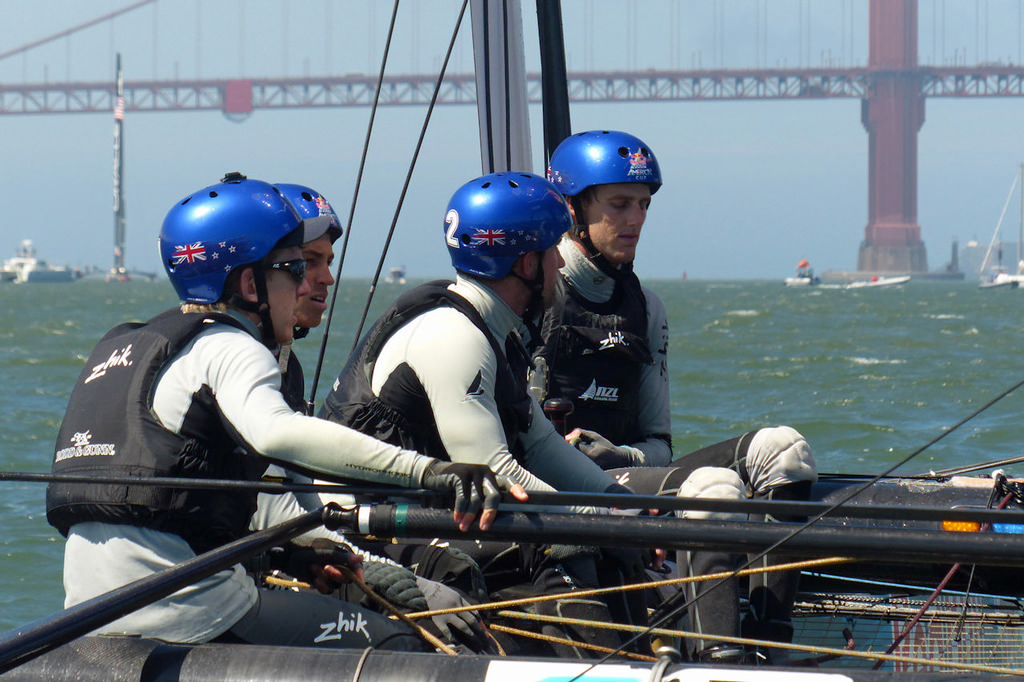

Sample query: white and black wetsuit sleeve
[153,326,434,489]
[374,308,616,495]
[252,465,395,564]
[631,286,673,467]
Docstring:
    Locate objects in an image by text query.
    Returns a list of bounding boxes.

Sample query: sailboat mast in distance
[111,52,126,278]
[1018,162,1022,271]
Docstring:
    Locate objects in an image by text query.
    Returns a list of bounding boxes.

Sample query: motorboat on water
[0,240,80,284]
[783,259,820,286]
[783,272,819,286]
[385,266,407,284]
[844,274,911,289]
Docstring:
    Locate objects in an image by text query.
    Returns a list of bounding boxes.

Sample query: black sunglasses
[267,259,307,285]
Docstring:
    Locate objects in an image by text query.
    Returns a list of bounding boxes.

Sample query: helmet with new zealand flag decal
[160,172,304,304]
[444,172,572,279]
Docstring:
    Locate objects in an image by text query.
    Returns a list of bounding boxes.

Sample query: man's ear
[565,199,578,224]
[511,251,539,280]
[566,197,588,241]
[237,266,258,303]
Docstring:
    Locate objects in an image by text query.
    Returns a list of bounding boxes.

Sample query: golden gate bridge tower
[860,0,927,273]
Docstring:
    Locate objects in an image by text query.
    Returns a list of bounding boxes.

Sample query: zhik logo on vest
[85,344,134,384]
[598,330,627,351]
[578,380,619,403]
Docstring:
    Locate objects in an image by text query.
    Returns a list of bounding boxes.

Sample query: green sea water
[2,277,1022,631]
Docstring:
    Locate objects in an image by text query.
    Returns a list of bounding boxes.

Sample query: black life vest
[319,280,533,461]
[280,349,310,414]
[533,270,653,446]
[46,308,269,554]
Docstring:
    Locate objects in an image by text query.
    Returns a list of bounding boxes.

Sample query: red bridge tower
[859,0,928,272]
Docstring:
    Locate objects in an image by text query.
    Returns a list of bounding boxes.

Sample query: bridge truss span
[921,66,1024,97]
[567,68,871,101]
[5,66,1024,116]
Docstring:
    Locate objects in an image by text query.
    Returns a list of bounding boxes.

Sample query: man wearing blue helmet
[250,183,495,652]
[321,172,653,657]
[323,172,619,500]
[543,132,817,664]
[538,129,671,467]
[47,173,517,651]
[271,182,346,414]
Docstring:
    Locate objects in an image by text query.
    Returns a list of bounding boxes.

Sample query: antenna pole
[112,53,126,278]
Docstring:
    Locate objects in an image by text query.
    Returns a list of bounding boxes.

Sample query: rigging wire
[307,0,401,409]
[919,453,1024,478]
[499,615,1022,675]
[345,0,470,352]
[376,555,1023,675]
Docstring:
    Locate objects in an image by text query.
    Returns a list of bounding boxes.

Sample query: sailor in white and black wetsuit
[535,237,672,467]
[321,172,653,658]
[47,174,513,651]
[535,131,672,468]
[273,182,345,417]
[250,183,493,652]
[540,131,818,664]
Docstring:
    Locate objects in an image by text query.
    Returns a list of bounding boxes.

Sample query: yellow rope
[402,555,855,619]
[497,611,1024,675]
[487,623,656,662]
[264,574,308,590]
[265,557,1023,673]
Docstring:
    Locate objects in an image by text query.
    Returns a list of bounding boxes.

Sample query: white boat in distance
[979,270,1022,289]
[385,265,407,284]
[783,258,820,286]
[844,274,911,289]
[0,240,80,284]
[978,164,1024,288]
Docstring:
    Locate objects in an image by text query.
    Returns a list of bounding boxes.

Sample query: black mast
[536,0,571,168]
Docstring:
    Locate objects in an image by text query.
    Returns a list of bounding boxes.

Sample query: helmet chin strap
[568,196,633,279]
[510,254,547,342]
[228,265,278,350]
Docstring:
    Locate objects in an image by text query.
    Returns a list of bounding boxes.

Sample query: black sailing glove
[420,461,501,519]
[416,576,496,652]
[571,428,643,469]
[362,560,428,611]
[363,561,494,652]
[277,538,363,592]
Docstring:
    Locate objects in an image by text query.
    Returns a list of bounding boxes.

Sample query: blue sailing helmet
[444,172,572,279]
[160,173,304,303]
[546,130,662,196]
[274,183,343,245]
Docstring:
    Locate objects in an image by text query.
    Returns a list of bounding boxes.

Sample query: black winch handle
[543,398,574,436]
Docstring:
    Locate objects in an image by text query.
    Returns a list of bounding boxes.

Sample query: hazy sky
[2,0,1024,280]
